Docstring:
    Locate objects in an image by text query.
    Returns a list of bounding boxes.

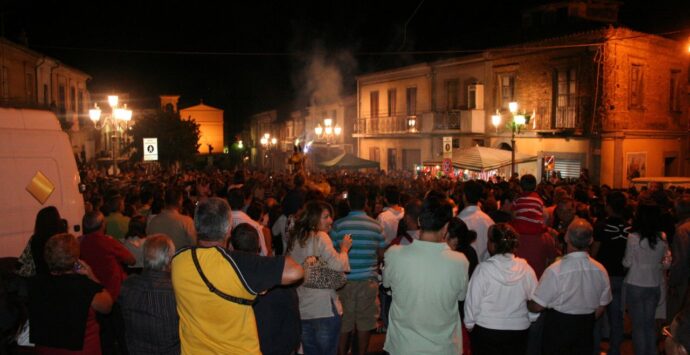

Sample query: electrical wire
[30,28,690,57]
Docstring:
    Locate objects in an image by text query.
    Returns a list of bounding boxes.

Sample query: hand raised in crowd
[74,259,101,284]
[341,234,352,253]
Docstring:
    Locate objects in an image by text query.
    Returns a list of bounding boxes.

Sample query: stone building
[0,38,93,158]
[354,26,689,187]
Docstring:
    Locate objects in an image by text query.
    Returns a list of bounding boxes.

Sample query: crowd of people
[6,163,690,355]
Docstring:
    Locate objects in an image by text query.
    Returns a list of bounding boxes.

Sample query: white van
[0,108,84,258]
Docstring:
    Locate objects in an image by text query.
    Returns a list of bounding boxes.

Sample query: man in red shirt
[80,211,136,355]
[511,174,557,278]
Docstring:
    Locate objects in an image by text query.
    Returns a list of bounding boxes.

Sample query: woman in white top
[464,223,538,355]
[287,200,352,355]
[623,203,672,355]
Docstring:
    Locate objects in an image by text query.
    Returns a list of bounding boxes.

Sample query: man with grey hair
[528,218,612,354]
[670,194,690,322]
[171,197,304,354]
[119,234,179,355]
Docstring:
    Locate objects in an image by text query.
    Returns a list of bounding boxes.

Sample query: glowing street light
[492,102,529,176]
[315,118,341,141]
[491,111,501,132]
[260,132,277,169]
[89,95,133,175]
[408,117,417,132]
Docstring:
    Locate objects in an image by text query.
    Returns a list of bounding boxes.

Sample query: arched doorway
[498,142,513,151]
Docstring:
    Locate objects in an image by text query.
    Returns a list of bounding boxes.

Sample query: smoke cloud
[294,44,357,108]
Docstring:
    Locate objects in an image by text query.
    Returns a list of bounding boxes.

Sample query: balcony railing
[354,115,417,134]
[532,96,591,131]
[434,111,461,130]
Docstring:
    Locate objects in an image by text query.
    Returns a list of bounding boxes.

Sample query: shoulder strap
[190,248,255,306]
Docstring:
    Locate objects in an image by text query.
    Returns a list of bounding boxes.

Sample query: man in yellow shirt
[172,197,303,354]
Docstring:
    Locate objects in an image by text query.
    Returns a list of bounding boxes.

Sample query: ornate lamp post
[89,95,132,175]
[314,117,342,159]
[492,101,527,177]
[260,133,277,170]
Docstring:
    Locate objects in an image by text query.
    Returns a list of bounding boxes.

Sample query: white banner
[443,136,453,157]
[143,138,158,161]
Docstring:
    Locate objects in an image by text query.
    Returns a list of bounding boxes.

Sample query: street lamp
[314,117,342,159]
[408,117,417,132]
[260,132,277,169]
[314,117,342,143]
[492,101,528,177]
[89,95,132,175]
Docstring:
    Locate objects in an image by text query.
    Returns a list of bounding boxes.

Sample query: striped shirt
[510,192,545,235]
[332,211,385,281]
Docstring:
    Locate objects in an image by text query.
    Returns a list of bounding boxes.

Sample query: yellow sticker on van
[26,171,55,204]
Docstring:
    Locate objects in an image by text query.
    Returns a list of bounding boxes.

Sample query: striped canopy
[317,152,380,169]
[425,145,537,171]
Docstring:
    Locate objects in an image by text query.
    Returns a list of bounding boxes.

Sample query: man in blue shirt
[332,185,385,355]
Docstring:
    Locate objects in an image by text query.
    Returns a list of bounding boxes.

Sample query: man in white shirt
[528,218,612,355]
[458,180,494,262]
[384,196,469,355]
[228,188,268,256]
[377,185,405,245]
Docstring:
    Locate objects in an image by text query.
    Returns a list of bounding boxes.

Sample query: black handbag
[301,237,347,290]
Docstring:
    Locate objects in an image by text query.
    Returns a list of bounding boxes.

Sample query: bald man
[528,218,612,355]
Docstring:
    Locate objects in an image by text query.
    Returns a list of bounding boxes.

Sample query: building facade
[180,101,224,155]
[0,38,94,158]
[355,27,689,187]
[248,96,356,172]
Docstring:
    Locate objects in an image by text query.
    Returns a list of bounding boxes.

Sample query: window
[497,73,515,109]
[387,89,397,116]
[406,87,417,115]
[370,91,379,118]
[554,68,577,128]
[25,73,35,103]
[43,84,49,105]
[369,147,380,162]
[70,87,76,112]
[630,63,644,109]
[670,70,681,112]
[402,149,421,171]
[1,67,8,98]
[387,148,397,171]
[78,90,84,114]
[446,79,459,110]
[58,84,66,114]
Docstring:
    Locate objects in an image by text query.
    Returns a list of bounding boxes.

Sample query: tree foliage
[127,110,201,165]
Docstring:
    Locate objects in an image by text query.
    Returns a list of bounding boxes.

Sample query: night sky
[2,0,689,136]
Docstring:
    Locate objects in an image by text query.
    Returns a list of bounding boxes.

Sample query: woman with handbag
[287,200,352,355]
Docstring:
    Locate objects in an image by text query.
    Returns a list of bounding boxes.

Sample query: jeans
[301,304,341,355]
[625,283,660,355]
[593,276,624,355]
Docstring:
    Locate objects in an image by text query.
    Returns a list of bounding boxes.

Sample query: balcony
[434,109,486,133]
[354,115,418,135]
[532,96,590,132]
